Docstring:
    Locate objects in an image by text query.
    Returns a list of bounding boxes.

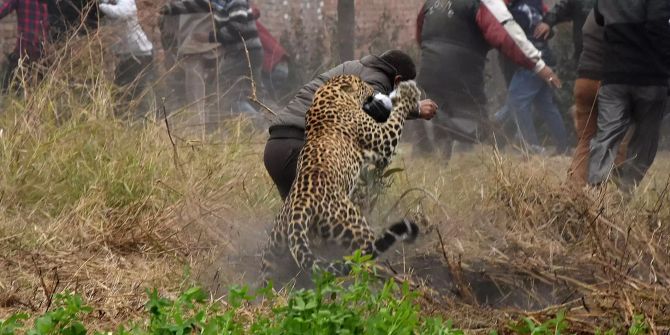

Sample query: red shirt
[0,0,48,59]
[256,20,287,72]
[251,4,287,72]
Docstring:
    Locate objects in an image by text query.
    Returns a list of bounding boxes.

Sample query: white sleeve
[480,0,546,73]
[99,0,137,19]
[373,92,393,111]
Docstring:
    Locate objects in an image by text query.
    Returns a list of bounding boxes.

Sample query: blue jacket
[509,0,556,66]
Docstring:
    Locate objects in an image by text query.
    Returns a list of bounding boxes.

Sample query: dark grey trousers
[216,49,263,113]
[114,53,157,121]
[588,84,669,190]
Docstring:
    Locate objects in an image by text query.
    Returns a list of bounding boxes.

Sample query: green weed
[2,253,654,335]
[25,294,92,335]
[1,254,463,335]
[508,311,569,335]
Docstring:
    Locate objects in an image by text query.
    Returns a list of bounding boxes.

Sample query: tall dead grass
[380,147,670,332]
[0,33,278,329]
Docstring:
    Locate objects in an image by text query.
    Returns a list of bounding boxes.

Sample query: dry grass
[0,33,278,330]
[376,147,670,333]
[1,31,670,334]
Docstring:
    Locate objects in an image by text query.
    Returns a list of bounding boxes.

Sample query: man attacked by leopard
[263,49,438,200]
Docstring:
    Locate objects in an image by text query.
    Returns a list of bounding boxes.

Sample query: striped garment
[0,0,48,59]
[161,0,261,53]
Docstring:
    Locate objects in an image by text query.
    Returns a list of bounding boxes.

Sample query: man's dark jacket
[45,0,100,41]
[594,0,670,86]
[417,0,491,100]
[269,55,406,136]
[576,10,604,80]
[542,0,595,60]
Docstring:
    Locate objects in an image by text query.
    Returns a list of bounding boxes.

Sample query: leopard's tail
[372,219,419,256]
[315,218,419,277]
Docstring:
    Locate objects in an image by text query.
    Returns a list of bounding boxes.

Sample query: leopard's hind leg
[260,223,287,285]
[316,196,420,275]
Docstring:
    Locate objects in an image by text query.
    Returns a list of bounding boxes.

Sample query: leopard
[261,74,421,283]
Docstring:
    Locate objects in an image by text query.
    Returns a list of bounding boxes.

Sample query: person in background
[588,0,670,191]
[533,0,595,63]
[503,0,569,155]
[264,50,437,200]
[160,0,264,125]
[0,0,48,94]
[412,0,561,160]
[251,5,290,102]
[491,0,550,151]
[99,0,156,121]
[45,0,101,43]
[158,12,185,112]
[566,9,628,187]
[172,12,223,134]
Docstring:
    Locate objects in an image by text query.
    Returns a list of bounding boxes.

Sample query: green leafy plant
[1,253,464,335]
[0,313,29,335]
[508,311,569,335]
[628,315,649,335]
[6,254,651,335]
[26,294,92,335]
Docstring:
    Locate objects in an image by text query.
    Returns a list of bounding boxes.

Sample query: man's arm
[534,0,574,38]
[373,91,435,120]
[365,82,427,119]
[0,0,17,20]
[476,0,545,73]
[98,0,135,19]
[160,0,211,15]
[363,92,393,122]
[542,0,575,27]
[363,92,436,122]
[476,0,561,87]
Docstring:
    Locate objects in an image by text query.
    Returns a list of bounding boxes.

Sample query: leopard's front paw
[391,80,420,105]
